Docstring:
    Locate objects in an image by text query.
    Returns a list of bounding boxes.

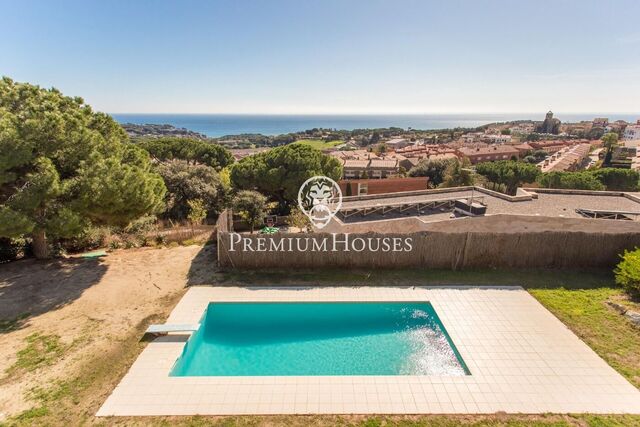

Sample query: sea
[111,113,640,138]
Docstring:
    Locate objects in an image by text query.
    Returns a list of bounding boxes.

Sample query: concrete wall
[331,214,640,234]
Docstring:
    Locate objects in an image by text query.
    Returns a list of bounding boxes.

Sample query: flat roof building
[457,145,520,164]
[325,186,640,234]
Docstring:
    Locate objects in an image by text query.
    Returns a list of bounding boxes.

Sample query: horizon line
[109,111,640,116]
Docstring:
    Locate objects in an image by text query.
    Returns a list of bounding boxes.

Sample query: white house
[624,124,640,141]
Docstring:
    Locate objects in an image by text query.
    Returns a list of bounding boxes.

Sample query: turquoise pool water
[170,302,469,376]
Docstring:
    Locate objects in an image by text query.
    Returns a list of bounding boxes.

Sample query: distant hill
[122,123,208,140]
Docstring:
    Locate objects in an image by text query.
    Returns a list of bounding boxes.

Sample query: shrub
[286,207,311,232]
[0,237,28,262]
[124,215,158,235]
[614,248,640,297]
[60,227,112,253]
[154,234,167,245]
[187,199,207,227]
[107,235,124,250]
[123,236,139,249]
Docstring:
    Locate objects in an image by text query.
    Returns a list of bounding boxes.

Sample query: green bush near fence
[614,248,640,297]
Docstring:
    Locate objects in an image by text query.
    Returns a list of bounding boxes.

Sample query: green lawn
[530,287,640,388]
[292,139,344,150]
[5,267,640,427]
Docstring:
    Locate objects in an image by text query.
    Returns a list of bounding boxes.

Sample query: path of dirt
[0,244,215,419]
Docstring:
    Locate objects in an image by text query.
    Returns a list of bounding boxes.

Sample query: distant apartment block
[528,139,599,154]
[457,145,520,164]
[484,134,512,144]
[592,117,609,127]
[513,143,534,156]
[509,123,535,134]
[537,143,591,172]
[332,145,463,179]
[384,138,412,149]
[624,124,640,141]
[341,158,399,179]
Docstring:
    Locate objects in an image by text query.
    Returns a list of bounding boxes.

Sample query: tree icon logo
[297,176,343,229]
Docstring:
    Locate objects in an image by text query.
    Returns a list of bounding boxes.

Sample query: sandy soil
[0,244,214,420]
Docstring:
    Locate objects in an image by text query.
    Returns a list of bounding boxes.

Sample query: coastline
[112,113,640,138]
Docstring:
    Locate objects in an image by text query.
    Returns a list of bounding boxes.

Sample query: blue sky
[2,0,639,114]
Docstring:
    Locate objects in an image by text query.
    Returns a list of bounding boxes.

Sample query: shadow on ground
[186,243,219,286]
[214,266,617,290]
[0,258,108,332]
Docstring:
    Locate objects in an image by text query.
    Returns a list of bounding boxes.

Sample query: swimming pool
[170,302,469,376]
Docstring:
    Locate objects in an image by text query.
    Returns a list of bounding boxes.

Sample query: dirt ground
[0,244,215,421]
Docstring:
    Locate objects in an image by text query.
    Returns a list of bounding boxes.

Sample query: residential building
[528,139,598,154]
[484,134,512,144]
[624,124,640,141]
[384,138,412,149]
[342,159,371,179]
[513,143,534,156]
[537,144,590,172]
[461,132,484,144]
[509,123,535,134]
[339,177,429,196]
[457,145,520,164]
[592,117,609,127]
[341,158,399,179]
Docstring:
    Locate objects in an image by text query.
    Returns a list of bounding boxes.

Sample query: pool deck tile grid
[97,286,640,416]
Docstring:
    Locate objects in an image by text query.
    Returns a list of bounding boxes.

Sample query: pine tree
[0,77,166,258]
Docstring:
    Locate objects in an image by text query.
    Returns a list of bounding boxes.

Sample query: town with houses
[325,112,640,187]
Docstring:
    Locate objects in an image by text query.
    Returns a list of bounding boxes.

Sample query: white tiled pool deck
[97,286,640,416]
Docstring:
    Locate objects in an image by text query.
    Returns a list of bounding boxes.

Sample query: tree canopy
[441,158,474,188]
[536,168,638,192]
[537,171,605,190]
[602,132,619,166]
[0,77,166,258]
[232,190,267,233]
[156,160,229,220]
[138,137,233,170]
[590,168,639,191]
[230,143,342,212]
[475,161,540,195]
[408,158,454,187]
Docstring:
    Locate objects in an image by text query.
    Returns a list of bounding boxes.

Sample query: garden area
[1,250,639,426]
